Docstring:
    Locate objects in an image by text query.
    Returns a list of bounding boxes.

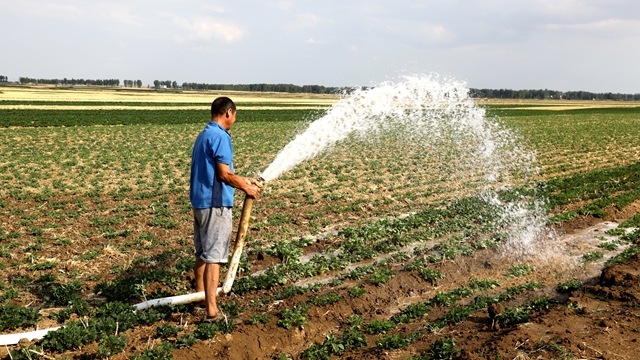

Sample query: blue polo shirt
[190,121,235,208]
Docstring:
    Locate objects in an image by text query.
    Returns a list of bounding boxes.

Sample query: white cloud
[305,38,327,44]
[544,18,640,34]
[202,5,225,13]
[172,16,245,43]
[295,13,334,27]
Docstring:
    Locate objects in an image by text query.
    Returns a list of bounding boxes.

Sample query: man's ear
[226,108,233,118]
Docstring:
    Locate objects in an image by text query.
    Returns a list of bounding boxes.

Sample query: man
[189,97,261,322]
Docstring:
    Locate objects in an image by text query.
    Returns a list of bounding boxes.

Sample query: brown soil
[1,196,639,359]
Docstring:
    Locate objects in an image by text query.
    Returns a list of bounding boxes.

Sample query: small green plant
[130,341,175,360]
[246,312,272,325]
[348,286,366,298]
[581,251,604,263]
[96,335,127,358]
[28,261,58,271]
[370,268,395,285]
[309,293,343,306]
[604,228,626,236]
[420,267,445,284]
[598,242,619,251]
[77,247,101,261]
[220,300,245,316]
[467,277,500,291]
[278,304,310,330]
[605,245,640,267]
[494,306,529,326]
[156,323,180,338]
[619,214,640,228]
[430,336,460,360]
[45,280,82,306]
[365,319,395,335]
[375,332,420,350]
[194,322,218,339]
[556,278,583,293]
[505,264,536,278]
[0,302,41,331]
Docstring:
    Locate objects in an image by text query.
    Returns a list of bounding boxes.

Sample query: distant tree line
[153,80,178,89]
[0,75,8,82]
[19,78,120,86]
[470,88,640,101]
[123,80,143,87]
[179,82,344,94]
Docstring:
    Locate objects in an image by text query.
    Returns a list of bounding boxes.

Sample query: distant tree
[172,81,178,89]
[136,80,142,87]
[153,80,160,89]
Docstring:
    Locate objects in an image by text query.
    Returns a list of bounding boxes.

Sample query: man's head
[211,97,237,130]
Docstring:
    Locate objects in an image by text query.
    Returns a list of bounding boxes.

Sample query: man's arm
[216,162,261,198]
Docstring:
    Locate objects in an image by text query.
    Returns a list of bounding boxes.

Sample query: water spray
[0,75,543,345]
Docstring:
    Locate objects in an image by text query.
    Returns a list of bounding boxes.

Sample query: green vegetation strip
[0,109,320,127]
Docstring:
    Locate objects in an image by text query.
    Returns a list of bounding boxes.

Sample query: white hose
[0,287,224,346]
[0,327,61,346]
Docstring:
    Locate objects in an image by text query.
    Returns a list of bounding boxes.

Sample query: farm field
[1,85,640,359]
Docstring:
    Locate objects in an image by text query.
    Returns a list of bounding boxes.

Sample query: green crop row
[0,109,320,127]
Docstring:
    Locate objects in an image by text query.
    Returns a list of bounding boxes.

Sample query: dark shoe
[202,312,241,325]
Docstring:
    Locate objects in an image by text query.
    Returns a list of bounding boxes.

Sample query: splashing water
[260,74,546,258]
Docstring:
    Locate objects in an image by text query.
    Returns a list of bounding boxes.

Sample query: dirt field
[1,87,639,359]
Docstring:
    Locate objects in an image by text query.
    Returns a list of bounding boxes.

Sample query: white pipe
[0,327,61,346]
[0,287,224,346]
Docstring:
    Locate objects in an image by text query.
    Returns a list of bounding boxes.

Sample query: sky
[1,0,639,93]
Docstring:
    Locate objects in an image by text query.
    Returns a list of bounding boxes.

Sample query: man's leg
[204,262,221,316]
[194,258,205,293]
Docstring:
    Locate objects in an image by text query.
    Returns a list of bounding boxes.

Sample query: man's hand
[243,177,261,198]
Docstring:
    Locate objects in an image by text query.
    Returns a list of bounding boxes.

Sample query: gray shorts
[193,207,232,264]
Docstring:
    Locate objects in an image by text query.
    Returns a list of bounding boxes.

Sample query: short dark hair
[211,97,236,118]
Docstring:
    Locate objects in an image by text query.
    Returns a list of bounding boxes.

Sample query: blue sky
[1,0,639,92]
